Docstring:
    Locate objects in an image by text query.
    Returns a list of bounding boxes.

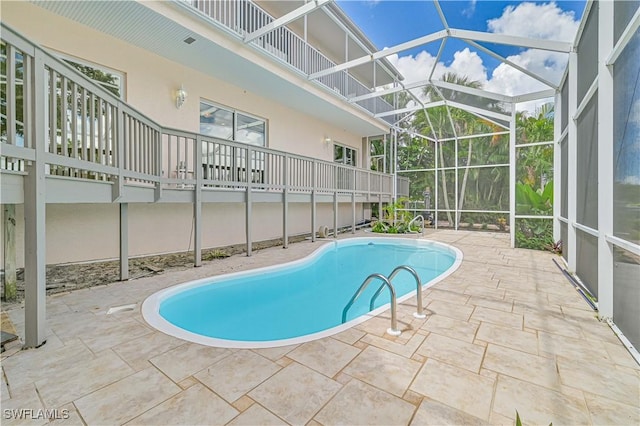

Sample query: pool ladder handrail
[341,273,401,336]
[408,215,425,235]
[370,265,426,320]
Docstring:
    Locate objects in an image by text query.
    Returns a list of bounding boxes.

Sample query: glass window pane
[236,113,265,146]
[345,148,356,167]
[334,144,344,163]
[64,59,122,98]
[200,103,233,140]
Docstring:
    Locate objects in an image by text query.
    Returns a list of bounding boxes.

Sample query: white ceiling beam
[433,0,449,30]
[446,100,512,122]
[428,38,447,81]
[464,40,559,89]
[309,30,446,80]
[430,80,512,103]
[244,0,333,43]
[512,88,556,103]
[374,100,446,118]
[449,28,573,53]
[349,78,431,102]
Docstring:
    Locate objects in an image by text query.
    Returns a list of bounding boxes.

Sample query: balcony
[183,0,397,122]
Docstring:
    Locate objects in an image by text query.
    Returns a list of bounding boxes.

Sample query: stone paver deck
[1,230,639,425]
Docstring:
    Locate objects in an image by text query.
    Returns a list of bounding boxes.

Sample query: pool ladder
[341,265,425,336]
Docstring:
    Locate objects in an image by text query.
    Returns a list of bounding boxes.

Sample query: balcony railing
[0,25,395,200]
[184,0,396,121]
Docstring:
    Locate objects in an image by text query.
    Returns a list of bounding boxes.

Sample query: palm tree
[412,73,503,226]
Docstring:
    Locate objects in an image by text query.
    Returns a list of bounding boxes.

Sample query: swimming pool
[142,237,462,348]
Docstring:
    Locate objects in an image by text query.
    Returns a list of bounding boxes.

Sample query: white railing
[184,0,395,120]
[0,25,395,199]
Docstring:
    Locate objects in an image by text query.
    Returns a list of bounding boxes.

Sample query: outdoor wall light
[175,85,187,109]
[324,136,332,145]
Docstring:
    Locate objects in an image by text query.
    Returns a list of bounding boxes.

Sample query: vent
[183,36,196,45]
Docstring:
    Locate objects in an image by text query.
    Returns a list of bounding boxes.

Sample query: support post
[333,167,338,239]
[553,89,562,243]
[3,205,17,301]
[597,0,614,319]
[194,136,203,266]
[24,50,46,348]
[509,103,517,248]
[352,169,356,234]
[119,203,129,280]
[246,148,253,256]
[311,160,317,242]
[567,52,578,271]
[283,155,289,248]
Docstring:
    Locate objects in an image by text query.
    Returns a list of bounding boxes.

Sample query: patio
[1,230,639,425]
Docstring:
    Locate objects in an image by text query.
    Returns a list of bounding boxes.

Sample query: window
[334,143,357,167]
[199,101,266,146]
[58,54,124,98]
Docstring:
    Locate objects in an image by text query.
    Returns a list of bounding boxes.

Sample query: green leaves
[516,181,553,215]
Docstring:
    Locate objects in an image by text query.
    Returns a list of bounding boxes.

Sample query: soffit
[29,0,389,135]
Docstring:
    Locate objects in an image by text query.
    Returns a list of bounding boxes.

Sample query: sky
[336,0,587,111]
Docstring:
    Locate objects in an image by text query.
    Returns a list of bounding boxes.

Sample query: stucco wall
[1,1,365,160]
[0,2,374,268]
[1,202,366,268]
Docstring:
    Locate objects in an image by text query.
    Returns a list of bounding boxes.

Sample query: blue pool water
[143,238,461,347]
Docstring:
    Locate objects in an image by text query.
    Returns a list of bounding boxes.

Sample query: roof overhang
[29,0,391,136]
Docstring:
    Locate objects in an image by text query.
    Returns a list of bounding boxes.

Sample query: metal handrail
[370,265,426,319]
[342,273,400,336]
[408,215,425,235]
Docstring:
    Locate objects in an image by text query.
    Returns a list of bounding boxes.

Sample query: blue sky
[335,1,587,103]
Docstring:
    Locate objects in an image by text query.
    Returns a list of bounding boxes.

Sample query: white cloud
[386,2,579,112]
[462,0,477,18]
[387,48,487,97]
[487,1,578,42]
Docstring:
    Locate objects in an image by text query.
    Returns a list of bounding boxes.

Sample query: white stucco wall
[1,1,366,159]
[0,2,373,268]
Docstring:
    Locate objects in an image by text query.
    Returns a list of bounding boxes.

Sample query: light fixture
[324,136,332,145]
[175,85,187,109]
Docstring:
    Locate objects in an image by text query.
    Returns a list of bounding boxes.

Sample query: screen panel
[576,94,599,229]
[576,229,599,298]
[613,246,640,350]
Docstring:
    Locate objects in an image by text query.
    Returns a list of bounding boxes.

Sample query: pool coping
[141,237,464,348]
